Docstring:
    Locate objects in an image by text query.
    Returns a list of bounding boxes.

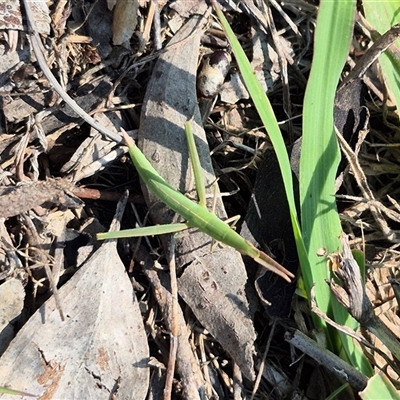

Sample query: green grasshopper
[97,123,294,282]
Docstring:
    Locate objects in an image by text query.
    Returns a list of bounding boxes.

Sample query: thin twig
[153,0,163,51]
[23,215,65,321]
[341,24,400,87]
[164,238,179,400]
[250,319,277,400]
[335,126,397,242]
[21,0,122,143]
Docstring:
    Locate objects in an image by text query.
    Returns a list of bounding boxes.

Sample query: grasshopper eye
[197,50,232,99]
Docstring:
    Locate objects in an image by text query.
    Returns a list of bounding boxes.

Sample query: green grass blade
[325,383,350,400]
[360,373,400,400]
[363,3,400,114]
[184,121,207,207]
[211,0,308,270]
[300,0,372,375]
[0,386,36,397]
[213,0,372,375]
[97,223,188,240]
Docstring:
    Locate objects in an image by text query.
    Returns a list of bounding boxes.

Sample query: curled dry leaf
[197,50,232,99]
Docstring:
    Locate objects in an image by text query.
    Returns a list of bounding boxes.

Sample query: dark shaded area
[241,149,299,317]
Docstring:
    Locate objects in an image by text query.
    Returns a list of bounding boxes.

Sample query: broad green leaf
[300,0,372,375]
[212,0,373,376]
[360,373,400,400]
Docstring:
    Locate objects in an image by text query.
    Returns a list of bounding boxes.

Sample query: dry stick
[337,194,400,224]
[164,239,179,400]
[14,127,32,182]
[21,0,123,143]
[285,329,368,392]
[250,319,277,400]
[335,127,397,242]
[140,0,155,55]
[197,333,213,398]
[22,215,65,321]
[341,24,400,87]
[152,0,163,51]
[138,246,205,400]
[232,362,244,399]
[269,0,302,37]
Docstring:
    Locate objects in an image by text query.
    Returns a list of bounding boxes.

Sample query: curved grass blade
[210,0,308,274]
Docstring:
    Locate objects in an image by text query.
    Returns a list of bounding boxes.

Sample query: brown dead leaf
[169,0,209,17]
[0,223,149,398]
[0,278,25,355]
[178,253,257,381]
[0,0,50,33]
[220,24,280,104]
